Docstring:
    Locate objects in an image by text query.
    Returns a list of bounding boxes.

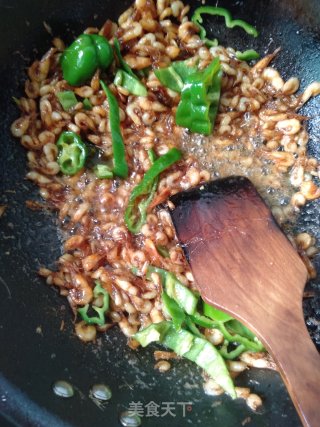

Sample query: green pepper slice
[124,148,182,233]
[134,321,236,398]
[113,39,147,96]
[61,34,113,86]
[83,98,92,110]
[175,57,221,135]
[100,80,129,179]
[156,245,170,258]
[146,266,199,315]
[218,322,264,352]
[219,343,247,360]
[141,264,264,355]
[114,69,147,96]
[203,302,233,323]
[192,6,258,47]
[189,312,217,329]
[113,38,136,78]
[154,59,198,93]
[162,291,185,330]
[56,91,78,111]
[236,49,260,61]
[56,131,87,175]
[155,66,184,93]
[185,316,204,338]
[94,164,113,179]
[203,301,264,351]
[124,150,158,234]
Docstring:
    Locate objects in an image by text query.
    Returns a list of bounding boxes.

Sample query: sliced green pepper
[165,271,199,315]
[114,69,147,96]
[162,322,194,355]
[61,34,113,86]
[175,57,221,135]
[94,164,113,179]
[184,336,235,397]
[218,322,264,352]
[236,49,260,61]
[172,60,199,82]
[134,321,172,346]
[113,38,136,78]
[113,38,147,96]
[219,343,247,360]
[142,264,264,356]
[189,312,217,329]
[83,98,92,110]
[124,148,182,233]
[185,316,204,338]
[203,301,233,323]
[156,245,170,258]
[227,319,257,341]
[192,6,258,47]
[127,177,158,233]
[189,309,254,360]
[146,266,199,315]
[162,291,185,330]
[138,263,264,366]
[154,59,198,93]
[78,281,109,325]
[134,321,236,398]
[155,58,221,135]
[56,131,87,175]
[203,301,264,351]
[100,80,128,179]
[124,149,157,234]
[192,11,218,48]
[154,66,184,93]
[56,90,78,111]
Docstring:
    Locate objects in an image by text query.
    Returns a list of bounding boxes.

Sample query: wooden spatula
[169,176,320,427]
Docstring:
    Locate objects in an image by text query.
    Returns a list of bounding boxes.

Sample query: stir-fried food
[10,0,320,408]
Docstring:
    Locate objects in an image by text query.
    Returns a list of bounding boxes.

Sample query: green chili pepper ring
[56,131,87,175]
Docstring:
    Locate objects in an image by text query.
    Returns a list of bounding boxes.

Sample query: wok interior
[0,1,319,426]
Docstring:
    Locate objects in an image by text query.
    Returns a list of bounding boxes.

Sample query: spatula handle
[265,308,320,427]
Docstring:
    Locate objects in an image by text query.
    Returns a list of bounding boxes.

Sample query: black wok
[0,0,320,426]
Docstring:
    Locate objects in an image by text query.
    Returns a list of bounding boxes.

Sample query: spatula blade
[169,176,307,331]
[169,176,320,427]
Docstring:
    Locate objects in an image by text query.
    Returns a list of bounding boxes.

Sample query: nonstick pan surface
[0,1,320,426]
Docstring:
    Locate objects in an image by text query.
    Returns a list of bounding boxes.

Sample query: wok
[0,0,320,426]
